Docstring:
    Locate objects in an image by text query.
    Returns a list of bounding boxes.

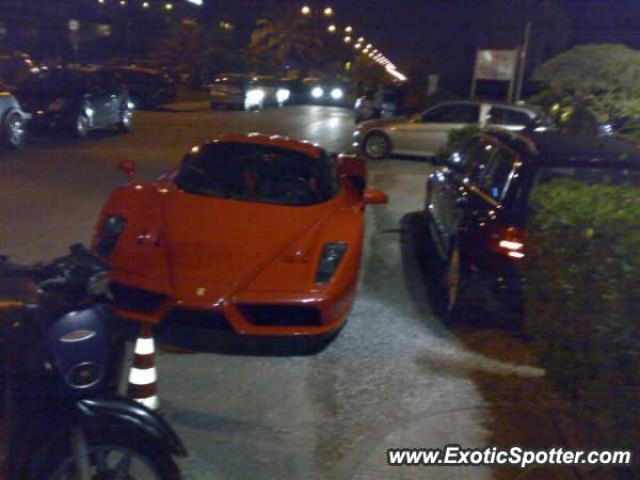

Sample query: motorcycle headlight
[331,88,344,100]
[47,98,67,112]
[276,88,291,103]
[311,86,324,99]
[246,88,265,105]
[96,215,126,258]
[316,242,348,284]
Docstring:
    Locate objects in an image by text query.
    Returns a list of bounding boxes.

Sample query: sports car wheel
[74,113,90,138]
[2,112,26,149]
[363,131,391,159]
[119,109,133,133]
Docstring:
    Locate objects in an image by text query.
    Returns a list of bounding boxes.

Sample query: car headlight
[316,242,348,284]
[96,215,126,258]
[47,98,67,112]
[331,88,344,100]
[311,86,324,99]
[246,89,265,105]
[276,88,291,103]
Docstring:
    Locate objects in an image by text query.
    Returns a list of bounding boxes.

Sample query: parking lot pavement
[1,105,551,479]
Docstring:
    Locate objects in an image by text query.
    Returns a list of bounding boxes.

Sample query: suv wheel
[3,112,26,149]
[363,131,391,159]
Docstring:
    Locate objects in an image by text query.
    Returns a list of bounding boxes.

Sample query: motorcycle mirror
[118,158,137,181]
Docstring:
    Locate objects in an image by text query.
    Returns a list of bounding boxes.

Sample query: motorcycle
[0,244,186,480]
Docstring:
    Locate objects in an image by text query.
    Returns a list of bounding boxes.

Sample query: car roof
[486,130,640,166]
[202,133,324,159]
[429,100,539,114]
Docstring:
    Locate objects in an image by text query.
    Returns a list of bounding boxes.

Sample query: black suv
[16,67,134,138]
[425,130,640,320]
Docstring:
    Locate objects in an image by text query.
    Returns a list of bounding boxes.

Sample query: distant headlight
[96,215,126,258]
[127,100,136,110]
[47,98,67,112]
[246,88,265,106]
[311,86,324,99]
[276,88,291,104]
[316,242,348,284]
[330,88,344,100]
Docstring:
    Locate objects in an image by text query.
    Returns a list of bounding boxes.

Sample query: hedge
[521,178,640,463]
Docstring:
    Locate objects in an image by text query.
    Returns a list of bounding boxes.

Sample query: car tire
[73,113,90,139]
[2,112,26,149]
[118,108,133,133]
[363,131,391,159]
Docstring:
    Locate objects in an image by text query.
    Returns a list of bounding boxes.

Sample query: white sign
[474,49,517,81]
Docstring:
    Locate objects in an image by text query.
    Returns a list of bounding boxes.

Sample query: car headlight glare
[96,215,126,258]
[331,88,344,100]
[246,88,265,105]
[311,86,324,99]
[47,98,67,112]
[316,242,348,284]
[276,88,291,103]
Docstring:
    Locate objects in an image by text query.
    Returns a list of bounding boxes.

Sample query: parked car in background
[93,134,388,347]
[0,86,30,149]
[424,129,640,321]
[106,66,176,109]
[16,66,134,138]
[354,100,553,159]
[209,74,290,110]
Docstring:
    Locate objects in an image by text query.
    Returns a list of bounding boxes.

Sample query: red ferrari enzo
[93,134,387,341]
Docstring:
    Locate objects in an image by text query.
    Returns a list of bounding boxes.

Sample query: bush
[435,125,482,164]
[521,178,640,462]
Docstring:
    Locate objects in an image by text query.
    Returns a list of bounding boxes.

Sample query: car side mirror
[363,188,388,205]
[118,158,137,181]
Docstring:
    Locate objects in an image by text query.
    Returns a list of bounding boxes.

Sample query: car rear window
[174,142,339,206]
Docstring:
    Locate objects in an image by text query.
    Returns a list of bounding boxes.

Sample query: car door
[393,103,481,155]
[428,136,484,257]
[459,143,518,268]
[485,105,533,131]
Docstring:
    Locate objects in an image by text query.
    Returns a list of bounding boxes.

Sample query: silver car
[353,101,550,159]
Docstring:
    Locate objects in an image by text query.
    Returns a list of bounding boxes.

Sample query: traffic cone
[127,324,159,410]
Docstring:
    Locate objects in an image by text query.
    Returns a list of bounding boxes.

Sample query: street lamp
[345,26,352,33]
[344,36,351,43]
[142,1,149,7]
[323,7,333,17]
[119,0,126,5]
[354,43,361,50]
[301,5,311,15]
[357,37,364,42]
[164,2,173,10]
[327,24,336,33]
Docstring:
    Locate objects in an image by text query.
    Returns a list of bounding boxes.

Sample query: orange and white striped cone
[127,324,159,410]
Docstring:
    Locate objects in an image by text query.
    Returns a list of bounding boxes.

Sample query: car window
[487,106,531,127]
[174,142,339,206]
[449,137,483,175]
[477,148,516,199]
[422,104,479,123]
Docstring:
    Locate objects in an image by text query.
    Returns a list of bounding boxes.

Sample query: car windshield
[174,142,338,206]
[19,70,87,95]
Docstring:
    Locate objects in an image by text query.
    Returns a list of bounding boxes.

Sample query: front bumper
[108,276,355,338]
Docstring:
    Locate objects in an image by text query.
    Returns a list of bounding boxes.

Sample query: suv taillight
[489,225,525,259]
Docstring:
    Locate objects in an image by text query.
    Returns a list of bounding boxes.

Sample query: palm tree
[247,11,323,74]
[153,19,235,88]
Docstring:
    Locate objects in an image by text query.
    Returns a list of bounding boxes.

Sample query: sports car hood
[160,190,333,304]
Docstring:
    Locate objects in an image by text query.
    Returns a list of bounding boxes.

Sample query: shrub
[521,178,640,461]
